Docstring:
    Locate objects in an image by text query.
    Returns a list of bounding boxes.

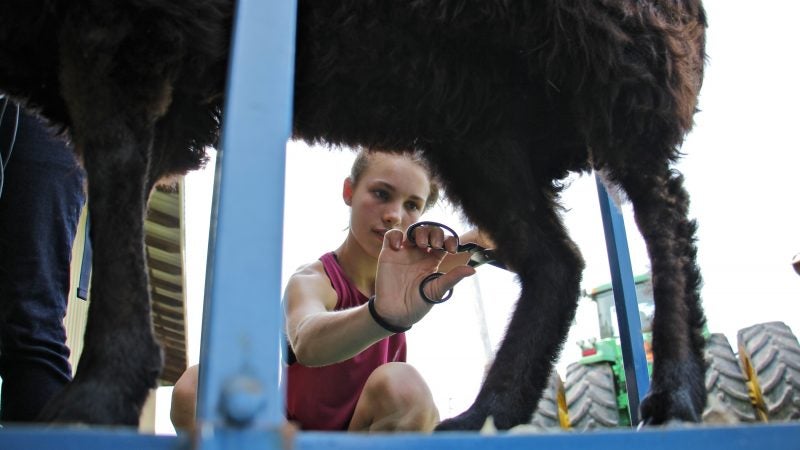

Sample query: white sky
[155,0,800,433]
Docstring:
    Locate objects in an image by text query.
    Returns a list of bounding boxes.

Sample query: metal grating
[145,181,188,386]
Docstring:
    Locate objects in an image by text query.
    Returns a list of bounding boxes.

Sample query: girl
[172,148,487,432]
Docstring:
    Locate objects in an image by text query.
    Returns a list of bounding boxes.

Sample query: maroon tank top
[285,252,407,430]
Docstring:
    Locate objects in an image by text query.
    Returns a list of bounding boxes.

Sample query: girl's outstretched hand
[372,227,476,329]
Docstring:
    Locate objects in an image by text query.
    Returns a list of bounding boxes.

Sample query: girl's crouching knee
[353,362,439,431]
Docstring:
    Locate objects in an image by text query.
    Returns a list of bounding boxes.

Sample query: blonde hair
[350,147,440,211]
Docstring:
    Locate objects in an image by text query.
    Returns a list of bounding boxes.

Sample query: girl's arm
[286,230,476,367]
[284,262,393,367]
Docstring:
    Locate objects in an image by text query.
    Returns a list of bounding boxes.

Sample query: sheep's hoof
[638,355,705,426]
[436,408,489,431]
[38,380,141,426]
[639,387,703,426]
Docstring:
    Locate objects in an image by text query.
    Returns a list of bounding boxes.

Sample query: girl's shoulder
[292,258,326,277]
[287,259,329,291]
[285,259,338,310]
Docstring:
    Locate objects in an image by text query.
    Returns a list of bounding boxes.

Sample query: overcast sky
[157,0,800,433]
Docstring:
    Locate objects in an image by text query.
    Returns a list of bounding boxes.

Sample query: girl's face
[344,153,432,259]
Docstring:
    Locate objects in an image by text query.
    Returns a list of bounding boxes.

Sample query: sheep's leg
[427,143,585,431]
[37,41,166,427]
[611,164,706,425]
[37,117,162,426]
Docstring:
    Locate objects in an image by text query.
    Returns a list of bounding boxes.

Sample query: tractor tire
[565,362,619,430]
[703,333,757,423]
[737,321,800,422]
[530,370,568,429]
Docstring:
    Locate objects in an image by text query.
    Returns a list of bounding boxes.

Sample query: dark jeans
[0,102,85,422]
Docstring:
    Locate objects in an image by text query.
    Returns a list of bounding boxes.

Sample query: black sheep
[0,0,707,429]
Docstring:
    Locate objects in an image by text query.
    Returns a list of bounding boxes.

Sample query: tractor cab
[577,274,654,364]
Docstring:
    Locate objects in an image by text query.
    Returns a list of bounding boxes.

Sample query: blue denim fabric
[0,104,86,422]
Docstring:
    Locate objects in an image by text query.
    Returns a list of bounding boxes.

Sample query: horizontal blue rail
[297,424,800,450]
[2,423,800,449]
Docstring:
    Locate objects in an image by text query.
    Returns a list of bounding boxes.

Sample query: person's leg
[348,362,439,432]
[171,364,199,432]
[0,104,85,422]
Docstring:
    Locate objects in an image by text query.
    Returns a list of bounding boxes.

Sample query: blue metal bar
[293,423,800,450]
[1,422,798,450]
[0,428,181,450]
[196,0,297,438]
[595,174,650,425]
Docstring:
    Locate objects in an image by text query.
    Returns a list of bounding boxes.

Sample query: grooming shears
[406,221,506,304]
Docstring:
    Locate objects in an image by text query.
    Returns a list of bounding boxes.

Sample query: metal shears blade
[457,242,505,270]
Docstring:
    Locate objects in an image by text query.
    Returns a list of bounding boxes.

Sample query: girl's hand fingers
[384,228,404,250]
[411,224,447,250]
[443,235,459,254]
[429,226,445,250]
[421,265,476,301]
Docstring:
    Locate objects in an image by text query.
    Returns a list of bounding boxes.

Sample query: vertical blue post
[595,174,650,425]
[196,0,297,442]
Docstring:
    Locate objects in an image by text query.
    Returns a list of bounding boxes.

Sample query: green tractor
[529,274,654,430]
[530,274,800,430]
[566,274,655,429]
